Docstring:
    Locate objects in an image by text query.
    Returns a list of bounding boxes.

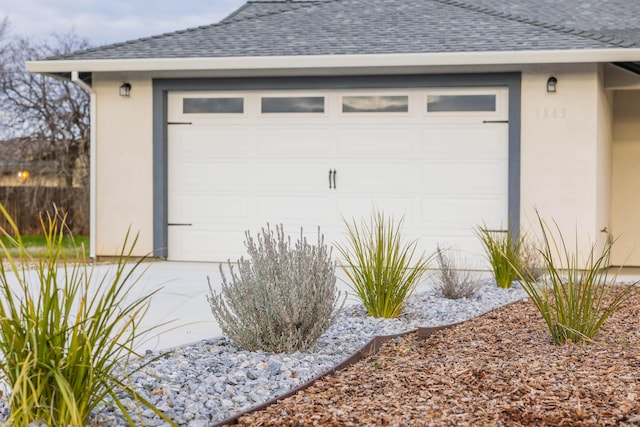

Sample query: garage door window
[183,97,244,114]
[261,97,325,113]
[342,95,409,113]
[427,95,496,112]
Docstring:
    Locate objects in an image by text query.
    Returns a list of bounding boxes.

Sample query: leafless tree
[0,19,91,234]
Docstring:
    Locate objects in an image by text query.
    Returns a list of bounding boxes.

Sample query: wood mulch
[231,291,640,426]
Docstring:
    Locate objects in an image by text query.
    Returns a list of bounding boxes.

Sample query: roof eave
[26,48,640,74]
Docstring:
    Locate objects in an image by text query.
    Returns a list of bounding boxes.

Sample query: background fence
[0,186,88,236]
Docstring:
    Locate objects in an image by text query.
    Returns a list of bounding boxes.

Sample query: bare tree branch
[0,19,91,234]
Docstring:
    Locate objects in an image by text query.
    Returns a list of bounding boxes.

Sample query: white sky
[0,0,248,46]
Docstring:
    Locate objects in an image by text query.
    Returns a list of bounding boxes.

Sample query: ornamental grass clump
[335,210,430,318]
[0,205,176,426]
[208,224,344,353]
[514,215,639,345]
[476,225,522,289]
[434,246,480,300]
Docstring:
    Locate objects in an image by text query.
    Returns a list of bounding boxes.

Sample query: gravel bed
[88,280,526,426]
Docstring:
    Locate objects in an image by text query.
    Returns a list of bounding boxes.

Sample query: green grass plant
[0,234,89,258]
[0,205,176,426]
[335,210,430,318]
[514,215,639,344]
[477,225,522,289]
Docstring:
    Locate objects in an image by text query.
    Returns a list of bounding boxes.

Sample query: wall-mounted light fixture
[119,82,132,97]
[546,76,557,93]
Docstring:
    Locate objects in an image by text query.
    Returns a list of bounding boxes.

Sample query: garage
[166,87,509,263]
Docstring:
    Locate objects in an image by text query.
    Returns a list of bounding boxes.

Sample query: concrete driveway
[121,261,224,353]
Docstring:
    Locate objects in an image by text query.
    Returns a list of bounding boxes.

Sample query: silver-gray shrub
[208,224,344,353]
[434,246,480,300]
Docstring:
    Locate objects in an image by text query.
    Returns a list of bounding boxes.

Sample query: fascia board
[26,49,640,74]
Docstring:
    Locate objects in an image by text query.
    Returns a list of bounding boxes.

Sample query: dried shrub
[434,246,480,299]
[208,224,344,353]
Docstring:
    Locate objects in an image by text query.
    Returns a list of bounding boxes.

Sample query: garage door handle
[329,169,337,189]
[168,223,193,226]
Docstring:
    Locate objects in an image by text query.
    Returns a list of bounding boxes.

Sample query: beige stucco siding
[596,65,614,254]
[519,64,610,260]
[611,90,640,265]
[93,74,154,256]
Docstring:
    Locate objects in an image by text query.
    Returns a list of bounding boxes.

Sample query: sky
[0,0,248,46]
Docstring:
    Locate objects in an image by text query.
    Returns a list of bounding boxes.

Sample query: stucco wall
[596,65,614,255]
[519,64,608,258]
[611,90,640,265]
[93,74,154,256]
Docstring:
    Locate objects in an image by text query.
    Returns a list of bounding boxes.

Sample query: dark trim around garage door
[152,73,521,258]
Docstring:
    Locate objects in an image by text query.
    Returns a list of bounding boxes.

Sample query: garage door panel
[417,234,488,263]
[168,228,246,262]
[170,195,249,223]
[170,162,250,191]
[420,162,507,194]
[255,196,329,222]
[337,128,416,157]
[254,162,328,192]
[337,162,416,193]
[336,196,415,223]
[420,196,507,228]
[170,127,249,158]
[421,126,508,160]
[255,128,331,157]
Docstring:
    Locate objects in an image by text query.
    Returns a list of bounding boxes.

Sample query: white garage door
[167,88,509,263]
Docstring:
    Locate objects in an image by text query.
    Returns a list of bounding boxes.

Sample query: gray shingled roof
[460,0,640,45]
[55,0,639,61]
